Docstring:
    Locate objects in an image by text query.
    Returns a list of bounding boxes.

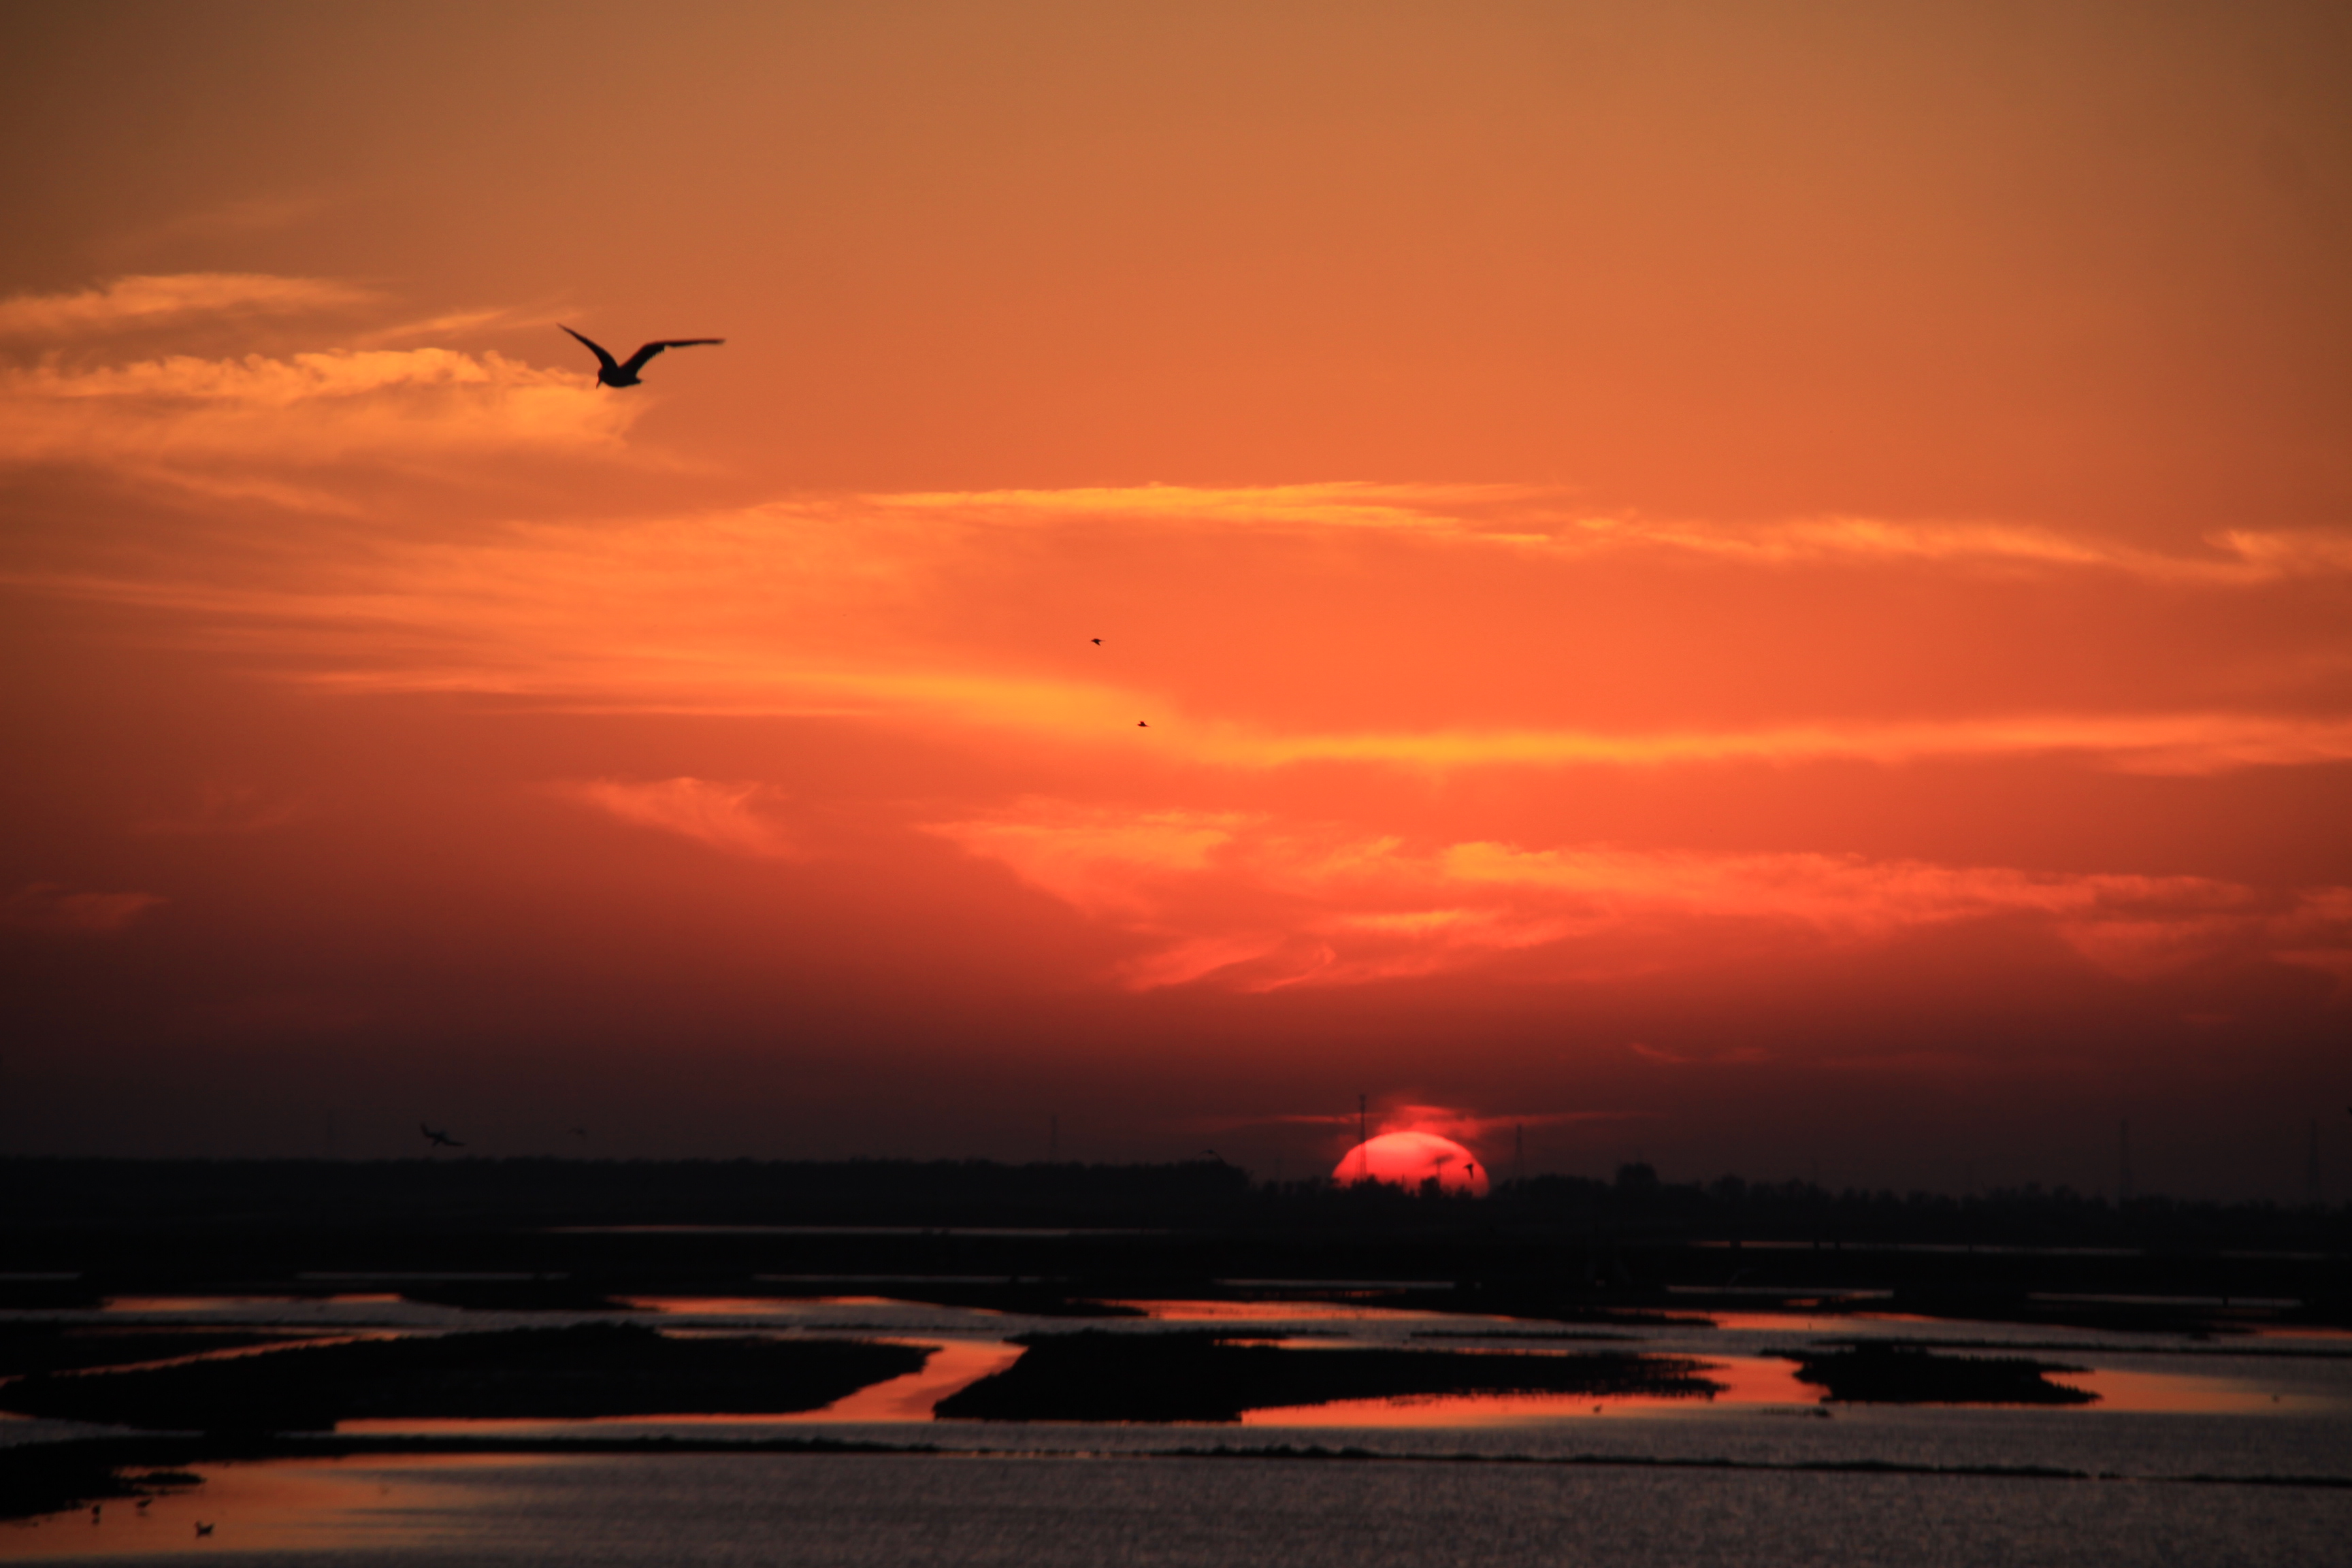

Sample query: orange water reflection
[0,1455,537,1561]
[332,1339,1025,1433]
[821,1339,1024,1420]
[1105,1301,1443,1322]
[1237,1356,1822,1427]
[618,1296,906,1314]
[2047,1369,2328,1414]
[97,1298,301,1315]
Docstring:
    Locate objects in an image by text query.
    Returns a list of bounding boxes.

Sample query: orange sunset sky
[3,1,2347,1195]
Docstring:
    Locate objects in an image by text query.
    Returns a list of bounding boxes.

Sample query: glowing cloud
[558,778,800,861]
[0,348,633,474]
[0,274,375,338]
[6,487,2339,778]
[873,485,2352,585]
[931,802,2352,993]
[925,803,1245,919]
[1191,714,2352,777]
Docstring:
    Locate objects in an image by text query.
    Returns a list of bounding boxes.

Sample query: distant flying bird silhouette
[1136,720,1147,728]
[420,1123,463,1149]
[1091,638,1102,645]
[194,1523,214,1537]
[559,325,723,387]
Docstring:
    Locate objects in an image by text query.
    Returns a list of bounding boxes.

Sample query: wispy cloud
[926,803,1247,917]
[7,485,2340,777]
[1,883,165,934]
[0,274,374,338]
[926,800,2352,993]
[555,778,800,860]
[1192,713,2352,777]
[875,484,2352,585]
[351,304,552,347]
[1627,1042,1769,1066]
[105,196,333,257]
[133,784,311,838]
[0,347,638,481]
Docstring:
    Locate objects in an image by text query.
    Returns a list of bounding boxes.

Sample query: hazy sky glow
[3,2,2347,1194]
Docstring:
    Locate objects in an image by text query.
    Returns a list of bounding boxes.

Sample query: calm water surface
[7,1452,2347,1567]
[7,1298,2349,1564]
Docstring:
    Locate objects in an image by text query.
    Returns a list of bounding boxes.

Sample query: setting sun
[1334,1131,1491,1196]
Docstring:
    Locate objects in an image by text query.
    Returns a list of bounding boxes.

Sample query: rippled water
[7,1452,2349,1567]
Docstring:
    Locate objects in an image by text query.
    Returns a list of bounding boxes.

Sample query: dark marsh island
[0,1322,927,1431]
[1778,1343,2098,1405]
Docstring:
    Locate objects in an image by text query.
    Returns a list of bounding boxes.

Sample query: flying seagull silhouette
[1136,720,1147,727]
[1090,638,1101,644]
[559,325,723,388]
[420,1123,463,1149]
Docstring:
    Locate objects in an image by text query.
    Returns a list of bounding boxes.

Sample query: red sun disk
[1332,1130,1489,1196]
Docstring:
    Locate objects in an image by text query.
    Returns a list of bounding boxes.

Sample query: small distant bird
[420,1123,463,1149]
[1090,638,1102,645]
[194,1522,214,1537]
[91,1504,101,1522]
[136,1499,150,1512]
[1136,721,1147,728]
[570,1126,589,1139]
[559,325,723,388]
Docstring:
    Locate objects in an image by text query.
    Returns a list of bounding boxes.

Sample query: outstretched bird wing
[558,325,622,375]
[620,338,725,375]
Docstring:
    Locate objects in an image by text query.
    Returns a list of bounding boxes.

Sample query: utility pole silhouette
[2308,1120,2322,1209]
[1049,1114,1058,1164]
[2118,1120,2133,1204]
[1358,1092,1369,1181]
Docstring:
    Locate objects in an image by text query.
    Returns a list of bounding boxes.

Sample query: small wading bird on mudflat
[559,325,723,387]
[421,1123,463,1149]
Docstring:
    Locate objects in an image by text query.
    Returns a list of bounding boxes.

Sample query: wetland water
[5,1296,2349,1565]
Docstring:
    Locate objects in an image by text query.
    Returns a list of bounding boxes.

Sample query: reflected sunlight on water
[1105,1301,1446,1322]
[9,1452,2349,1567]
[1239,1355,1821,1426]
[617,1297,905,1314]
[2049,1367,2334,1414]
[96,1300,302,1316]
[0,1456,536,1561]
[331,1339,1027,1435]
[12,1295,2351,1568]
